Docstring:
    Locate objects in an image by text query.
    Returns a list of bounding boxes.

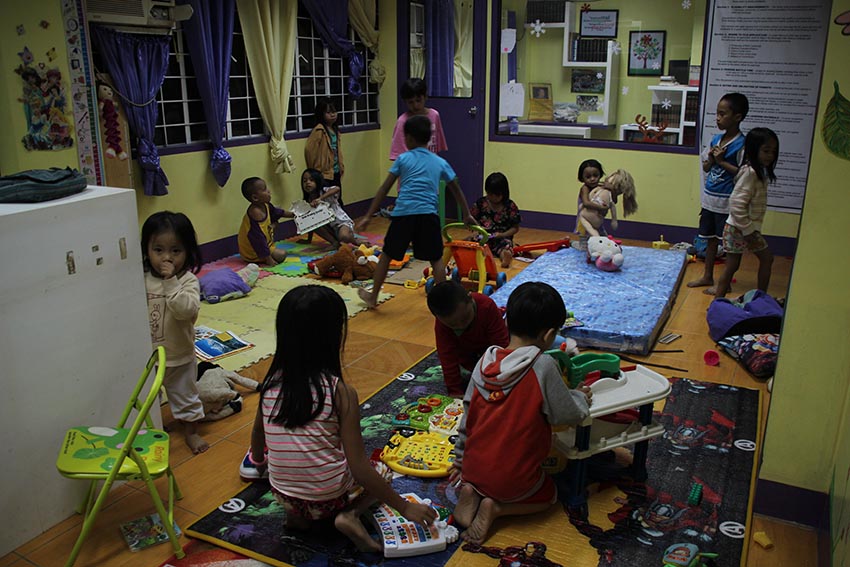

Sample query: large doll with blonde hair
[578,169,637,237]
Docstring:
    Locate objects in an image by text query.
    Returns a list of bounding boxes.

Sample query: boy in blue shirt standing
[356,115,475,308]
[688,92,748,294]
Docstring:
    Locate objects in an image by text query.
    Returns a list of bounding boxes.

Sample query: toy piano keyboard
[370,493,459,558]
[380,430,456,477]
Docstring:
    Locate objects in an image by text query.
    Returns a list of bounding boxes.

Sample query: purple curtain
[301,0,365,97]
[178,0,235,187]
[92,26,170,196]
[425,0,455,97]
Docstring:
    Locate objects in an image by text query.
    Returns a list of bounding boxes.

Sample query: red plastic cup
[703,349,720,366]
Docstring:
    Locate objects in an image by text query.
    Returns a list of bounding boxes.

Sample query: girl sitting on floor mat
[246,285,436,551]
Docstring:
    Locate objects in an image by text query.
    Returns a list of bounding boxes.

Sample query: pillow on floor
[199,268,252,304]
[717,333,780,379]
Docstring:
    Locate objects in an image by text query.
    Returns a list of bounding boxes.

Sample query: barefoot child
[714,128,778,299]
[141,212,209,454]
[450,282,592,543]
[577,169,637,237]
[238,177,295,266]
[249,285,436,550]
[355,115,476,308]
[688,92,749,294]
[300,168,368,248]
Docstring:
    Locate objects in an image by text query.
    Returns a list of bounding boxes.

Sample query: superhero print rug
[566,378,760,566]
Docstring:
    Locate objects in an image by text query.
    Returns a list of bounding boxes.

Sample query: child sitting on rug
[427,281,510,397]
[238,177,295,266]
[299,168,368,248]
[577,169,638,237]
[471,172,522,268]
[450,281,592,544]
[248,285,436,551]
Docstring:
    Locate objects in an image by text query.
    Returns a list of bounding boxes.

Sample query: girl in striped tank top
[248,285,436,551]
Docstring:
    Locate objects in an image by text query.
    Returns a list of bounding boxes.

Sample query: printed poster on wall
[701,0,830,213]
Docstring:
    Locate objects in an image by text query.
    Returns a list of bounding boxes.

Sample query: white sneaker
[239,449,268,482]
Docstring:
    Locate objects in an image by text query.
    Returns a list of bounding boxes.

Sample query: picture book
[120,513,181,552]
[194,327,254,362]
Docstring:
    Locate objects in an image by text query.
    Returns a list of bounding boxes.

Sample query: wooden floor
[3,221,818,567]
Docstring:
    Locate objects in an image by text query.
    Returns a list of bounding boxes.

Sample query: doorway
[397,1,487,212]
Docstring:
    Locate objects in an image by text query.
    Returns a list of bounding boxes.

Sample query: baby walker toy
[425,223,508,295]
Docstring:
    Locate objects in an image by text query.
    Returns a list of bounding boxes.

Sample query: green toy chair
[55,347,184,566]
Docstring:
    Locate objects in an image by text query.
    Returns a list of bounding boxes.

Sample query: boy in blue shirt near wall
[688,92,749,295]
[356,115,475,308]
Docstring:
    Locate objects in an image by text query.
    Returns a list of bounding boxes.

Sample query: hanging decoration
[15,57,73,151]
[97,83,129,161]
[530,19,546,38]
[822,81,850,161]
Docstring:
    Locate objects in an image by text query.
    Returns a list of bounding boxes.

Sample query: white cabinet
[0,186,152,555]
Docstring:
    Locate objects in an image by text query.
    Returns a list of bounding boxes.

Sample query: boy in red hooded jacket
[449,281,592,544]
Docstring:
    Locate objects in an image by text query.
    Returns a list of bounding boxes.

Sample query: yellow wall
[760,0,850,495]
[0,2,77,173]
[831,383,850,564]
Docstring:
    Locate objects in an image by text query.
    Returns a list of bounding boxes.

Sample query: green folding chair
[56,347,184,566]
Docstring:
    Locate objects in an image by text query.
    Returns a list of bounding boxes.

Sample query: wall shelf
[645,85,700,145]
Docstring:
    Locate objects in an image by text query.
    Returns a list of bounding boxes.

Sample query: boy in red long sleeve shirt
[427,281,510,397]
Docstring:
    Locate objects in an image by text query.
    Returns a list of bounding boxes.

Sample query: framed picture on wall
[628,31,666,76]
[571,69,605,94]
[528,82,553,121]
[579,10,618,38]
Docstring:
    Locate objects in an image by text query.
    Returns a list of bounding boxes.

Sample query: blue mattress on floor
[490,246,687,354]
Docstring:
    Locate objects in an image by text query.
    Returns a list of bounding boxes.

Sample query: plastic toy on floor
[369,493,459,557]
[512,238,571,257]
[391,394,462,434]
[425,223,508,295]
[662,543,718,566]
[380,430,456,477]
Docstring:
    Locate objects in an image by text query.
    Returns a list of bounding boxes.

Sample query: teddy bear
[586,236,624,271]
[308,244,378,284]
[196,361,260,421]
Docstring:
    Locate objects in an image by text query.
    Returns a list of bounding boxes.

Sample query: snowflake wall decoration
[651,61,662,70]
[622,86,630,95]
[530,19,546,38]
[611,42,622,55]
[661,98,673,109]
[596,72,604,79]
[682,0,692,9]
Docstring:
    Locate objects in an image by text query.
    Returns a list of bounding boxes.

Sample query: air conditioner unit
[86,0,192,29]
